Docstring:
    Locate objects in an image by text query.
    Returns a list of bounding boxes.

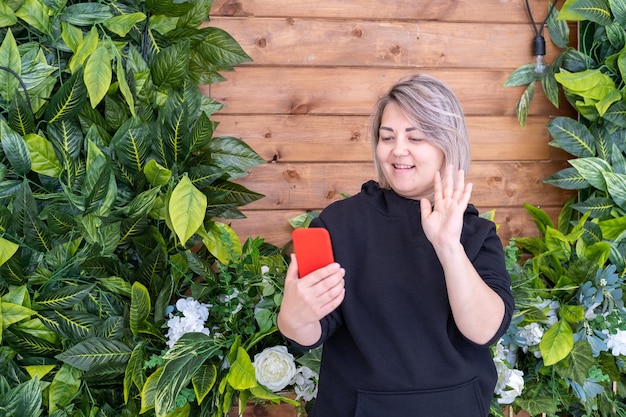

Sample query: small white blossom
[290,366,318,401]
[253,346,297,392]
[606,329,626,356]
[518,323,543,350]
[165,297,211,348]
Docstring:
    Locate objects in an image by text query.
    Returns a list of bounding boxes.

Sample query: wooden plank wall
[203,0,577,247]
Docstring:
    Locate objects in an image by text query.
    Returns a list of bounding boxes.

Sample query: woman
[277,74,514,417]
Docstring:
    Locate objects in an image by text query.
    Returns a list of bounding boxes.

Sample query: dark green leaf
[151,41,190,88]
[8,92,35,135]
[544,167,589,189]
[547,117,595,157]
[56,337,131,371]
[1,120,31,175]
[61,3,114,26]
[44,67,87,123]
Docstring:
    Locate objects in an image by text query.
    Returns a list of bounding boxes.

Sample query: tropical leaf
[169,175,207,246]
[130,282,151,336]
[192,27,252,68]
[0,237,18,266]
[0,28,20,101]
[151,41,190,88]
[192,363,217,404]
[544,167,589,190]
[33,284,95,310]
[62,3,114,26]
[503,64,538,87]
[206,180,265,206]
[56,337,131,371]
[0,377,43,417]
[559,0,613,25]
[604,172,626,210]
[1,300,36,329]
[111,117,150,173]
[1,120,32,176]
[515,82,534,127]
[540,319,574,366]
[569,157,612,191]
[547,117,595,158]
[103,12,146,37]
[44,67,87,124]
[48,363,81,414]
[124,343,146,402]
[209,136,266,174]
[23,133,63,177]
[84,44,112,108]
[9,92,35,135]
[571,197,613,218]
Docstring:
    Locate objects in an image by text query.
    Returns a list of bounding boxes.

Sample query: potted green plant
[0,0,308,415]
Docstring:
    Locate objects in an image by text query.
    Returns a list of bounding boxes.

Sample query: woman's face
[375,102,445,200]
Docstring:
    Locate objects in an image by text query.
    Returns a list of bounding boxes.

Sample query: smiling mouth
[392,164,415,169]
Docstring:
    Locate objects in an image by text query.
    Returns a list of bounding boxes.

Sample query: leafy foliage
[0,0,275,416]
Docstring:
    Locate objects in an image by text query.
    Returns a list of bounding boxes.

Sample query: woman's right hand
[277,254,345,346]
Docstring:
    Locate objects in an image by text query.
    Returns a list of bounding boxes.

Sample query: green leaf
[540,319,574,366]
[61,3,114,26]
[144,159,172,187]
[544,167,589,190]
[515,397,559,416]
[598,215,626,240]
[561,305,585,323]
[515,82,534,127]
[1,300,36,329]
[192,27,252,68]
[571,197,613,218]
[116,56,136,117]
[0,377,43,417]
[69,26,98,74]
[33,284,94,310]
[125,343,146,403]
[200,221,242,265]
[9,85,35,135]
[547,4,570,48]
[15,0,50,35]
[523,203,554,236]
[209,136,265,173]
[0,236,18,266]
[555,68,616,101]
[24,133,63,177]
[192,363,217,404]
[130,282,151,337]
[151,41,190,88]
[55,337,131,371]
[0,1,18,27]
[169,175,207,245]
[547,117,595,158]
[103,12,146,37]
[48,364,81,413]
[503,64,538,87]
[44,67,87,124]
[604,172,626,210]
[84,44,112,108]
[559,0,613,25]
[556,341,595,385]
[569,157,612,191]
[0,28,21,102]
[111,117,150,173]
[227,347,257,390]
[1,117,31,176]
[603,100,626,128]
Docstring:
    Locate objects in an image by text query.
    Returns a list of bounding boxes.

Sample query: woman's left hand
[420,165,472,249]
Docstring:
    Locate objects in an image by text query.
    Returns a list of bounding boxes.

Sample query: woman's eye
[380,136,394,142]
[409,137,423,142]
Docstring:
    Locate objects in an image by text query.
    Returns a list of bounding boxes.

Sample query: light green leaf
[116,56,136,116]
[200,221,241,265]
[515,82,534,127]
[540,319,574,366]
[503,64,538,87]
[103,12,146,37]
[141,366,162,413]
[169,175,207,245]
[1,300,36,329]
[24,133,62,177]
[598,216,626,240]
[69,26,99,74]
[561,305,585,323]
[85,44,112,108]
[0,236,18,266]
[61,22,83,53]
[555,68,615,100]
[55,338,131,371]
[0,1,18,27]
[15,0,50,35]
[144,159,172,186]
[227,347,257,390]
[0,28,20,101]
[48,364,81,413]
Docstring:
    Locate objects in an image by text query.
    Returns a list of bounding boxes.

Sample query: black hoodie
[298,180,514,417]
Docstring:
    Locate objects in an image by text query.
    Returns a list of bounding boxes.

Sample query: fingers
[436,165,472,204]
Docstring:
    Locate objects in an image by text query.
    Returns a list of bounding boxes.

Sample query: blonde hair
[370,74,471,189]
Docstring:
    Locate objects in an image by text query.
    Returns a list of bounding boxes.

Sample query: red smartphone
[291,228,335,278]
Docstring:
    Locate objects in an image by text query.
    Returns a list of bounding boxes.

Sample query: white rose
[253,346,297,392]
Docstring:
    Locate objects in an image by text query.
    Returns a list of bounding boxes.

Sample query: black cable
[525,0,558,57]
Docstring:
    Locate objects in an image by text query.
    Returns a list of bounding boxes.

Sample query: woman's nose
[392,138,408,155]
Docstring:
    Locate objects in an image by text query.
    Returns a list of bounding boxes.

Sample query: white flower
[606,329,626,356]
[165,297,211,348]
[290,366,318,401]
[518,322,543,351]
[495,367,524,404]
[253,346,297,392]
